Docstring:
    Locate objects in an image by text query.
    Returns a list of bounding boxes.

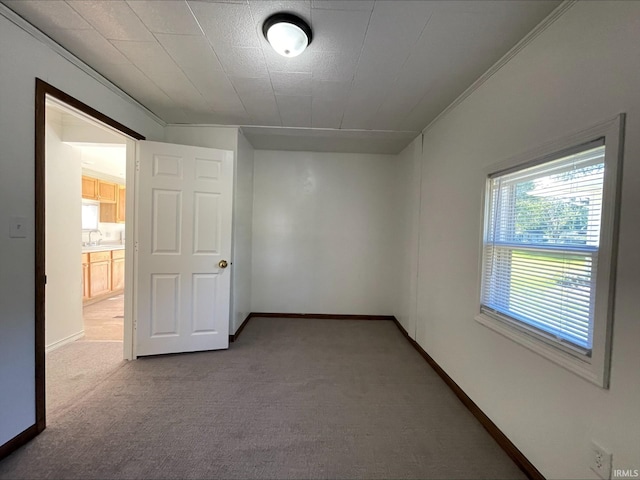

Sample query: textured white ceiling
[5,0,561,153]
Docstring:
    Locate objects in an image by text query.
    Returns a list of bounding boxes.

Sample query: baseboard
[229,313,252,343]
[250,312,395,321]
[391,318,544,480]
[0,424,39,460]
[45,330,84,353]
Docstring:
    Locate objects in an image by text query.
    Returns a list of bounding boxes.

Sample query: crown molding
[422,0,577,135]
[0,3,166,128]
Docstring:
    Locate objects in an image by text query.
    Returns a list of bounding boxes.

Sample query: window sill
[475,312,606,388]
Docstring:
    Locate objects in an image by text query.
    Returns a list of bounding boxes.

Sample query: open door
[135,141,233,356]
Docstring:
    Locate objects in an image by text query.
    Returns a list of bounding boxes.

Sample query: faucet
[88,230,102,246]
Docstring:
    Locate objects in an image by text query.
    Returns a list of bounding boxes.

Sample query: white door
[136,141,233,356]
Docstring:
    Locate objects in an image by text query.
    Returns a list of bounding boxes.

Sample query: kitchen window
[476,116,623,387]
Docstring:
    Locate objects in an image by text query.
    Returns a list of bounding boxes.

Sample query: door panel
[136,141,233,356]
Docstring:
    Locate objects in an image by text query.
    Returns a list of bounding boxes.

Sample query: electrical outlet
[591,441,612,479]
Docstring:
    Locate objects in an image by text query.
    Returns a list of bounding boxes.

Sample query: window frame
[475,114,624,388]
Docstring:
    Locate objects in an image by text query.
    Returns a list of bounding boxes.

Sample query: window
[476,116,623,388]
[82,201,99,231]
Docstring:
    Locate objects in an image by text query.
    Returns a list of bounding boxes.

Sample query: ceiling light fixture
[263,13,312,58]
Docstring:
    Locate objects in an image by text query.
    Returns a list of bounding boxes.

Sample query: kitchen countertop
[82,244,125,253]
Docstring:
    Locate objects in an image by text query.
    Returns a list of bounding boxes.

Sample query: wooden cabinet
[82,176,98,199]
[83,249,125,304]
[88,251,111,298]
[82,253,90,302]
[98,180,117,203]
[82,175,118,204]
[111,249,125,291]
[99,204,116,223]
[100,186,126,223]
[117,186,126,223]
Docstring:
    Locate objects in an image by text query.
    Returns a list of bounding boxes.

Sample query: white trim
[45,331,84,353]
[123,138,137,361]
[423,0,577,135]
[475,313,600,384]
[482,114,624,178]
[475,114,624,388]
[0,3,166,128]
[44,96,137,360]
[413,134,424,341]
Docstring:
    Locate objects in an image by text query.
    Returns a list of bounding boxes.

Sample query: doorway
[34,79,145,432]
[44,98,129,415]
[33,78,233,442]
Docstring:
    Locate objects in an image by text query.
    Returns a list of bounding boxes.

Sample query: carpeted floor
[0,318,525,480]
[46,340,125,416]
[82,294,124,341]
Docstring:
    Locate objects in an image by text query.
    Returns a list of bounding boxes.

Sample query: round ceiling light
[263,13,312,58]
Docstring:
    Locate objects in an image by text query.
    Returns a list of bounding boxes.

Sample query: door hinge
[134,241,139,252]
[135,159,140,172]
[44,275,47,285]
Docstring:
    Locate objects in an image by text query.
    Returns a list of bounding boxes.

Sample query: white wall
[45,111,83,350]
[392,136,422,337]
[396,2,640,478]
[0,13,164,447]
[232,131,254,333]
[251,150,397,315]
[164,125,238,152]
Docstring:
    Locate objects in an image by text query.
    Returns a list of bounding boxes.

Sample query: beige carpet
[46,293,126,415]
[46,341,125,416]
[0,318,525,480]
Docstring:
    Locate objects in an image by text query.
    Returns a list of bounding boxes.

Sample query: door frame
[34,79,145,434]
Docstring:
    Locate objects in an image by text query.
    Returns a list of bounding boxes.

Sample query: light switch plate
[10,216,27,238]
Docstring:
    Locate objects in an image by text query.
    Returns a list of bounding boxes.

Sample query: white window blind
[481,141,606,353]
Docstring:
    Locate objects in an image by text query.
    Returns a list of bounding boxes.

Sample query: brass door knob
[218,260,228,269]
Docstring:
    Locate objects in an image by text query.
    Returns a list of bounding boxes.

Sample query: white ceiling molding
[0,2,166,127]
[421,0,577,136]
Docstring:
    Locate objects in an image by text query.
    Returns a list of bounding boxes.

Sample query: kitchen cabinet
[88,251,111,298]
[82,253,90,302]
[111,249,125,291]
[82,176,98,199]
[82,175,118,203]
[116,186,126,223]
[98,180,117,203]
[100,186,126,223]
[82,248,125,304]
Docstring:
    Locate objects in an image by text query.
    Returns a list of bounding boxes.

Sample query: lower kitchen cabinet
[111,249,125,291]
[88,251,111,298]
[82,253,90,302]
[83,249,125,304]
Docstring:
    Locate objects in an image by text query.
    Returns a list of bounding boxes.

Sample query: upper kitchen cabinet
[100,186,126,224]
[97,180,117,203]
[81,176,98,199]
[82,175,117,203]
[116,186,126,223]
